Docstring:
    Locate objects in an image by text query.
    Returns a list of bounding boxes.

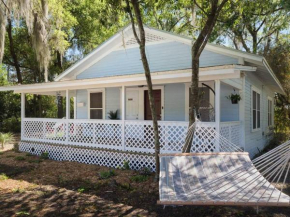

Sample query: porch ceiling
[0,65,253,94]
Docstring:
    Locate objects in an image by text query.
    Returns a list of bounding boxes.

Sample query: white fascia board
[0,66,242,93]
[262,58,285,95]
[55,25,133,81]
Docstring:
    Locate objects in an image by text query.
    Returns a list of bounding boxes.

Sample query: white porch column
[73,97,76,119]
[21,93,25,140]
[239,74,246,150]
[121,86,126,151]
[66,90,70,119]
[215,80,221,152]
[66,90,70,143]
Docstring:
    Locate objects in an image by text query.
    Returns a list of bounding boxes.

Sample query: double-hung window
[252,87,261,130]
[268,97,273,126]
[89,90,104,119]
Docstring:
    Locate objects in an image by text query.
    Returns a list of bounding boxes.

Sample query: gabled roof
[52,25,283,94]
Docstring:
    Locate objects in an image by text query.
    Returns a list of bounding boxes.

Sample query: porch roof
[0,64,254,94]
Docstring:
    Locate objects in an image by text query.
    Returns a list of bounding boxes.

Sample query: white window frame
[88,88,105,119]
[267,96,274,127]
[251,86,261,132]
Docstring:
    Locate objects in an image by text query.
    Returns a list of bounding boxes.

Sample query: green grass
[99,170,115,179]
[0,173,9,180]
[130,175,148,183]
[15,156,26,161]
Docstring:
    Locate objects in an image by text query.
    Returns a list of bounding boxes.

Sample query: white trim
[215,80,221,152]
[114,39,172,51]
[87,88,106,119]
[21,93,25,140]
[267,96,274,127]
[55,25,133,81]
[0,65,246,93]
[239,74,246,151]
[251,85,261,132]
[126,85,164,121]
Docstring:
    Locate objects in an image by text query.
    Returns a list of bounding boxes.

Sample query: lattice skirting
[19,141,156,171]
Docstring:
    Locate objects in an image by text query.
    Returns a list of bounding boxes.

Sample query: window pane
[90,109,102,119]
[253,110,256,129]
[257,93,260,110]
[257,111,260,128]
[253,91,256,109]
[90,92,102,108]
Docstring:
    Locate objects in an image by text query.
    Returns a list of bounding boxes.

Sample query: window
[268,98,273,126]
[252,88,261,130]
[89,91,104,119]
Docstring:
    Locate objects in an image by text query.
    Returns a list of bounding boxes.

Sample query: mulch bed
[0,149,289,217]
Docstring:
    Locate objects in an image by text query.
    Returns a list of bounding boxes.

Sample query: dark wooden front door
[144,89,162,120]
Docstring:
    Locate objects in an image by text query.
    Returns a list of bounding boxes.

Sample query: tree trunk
[182,0,228,153]
[57,96,63,118]
[128,0,161,180]
[7,19,22,84]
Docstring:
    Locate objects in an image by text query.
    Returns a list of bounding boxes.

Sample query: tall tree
[124,0,160,179]
[183,0,229,153]
[218,0,290,54]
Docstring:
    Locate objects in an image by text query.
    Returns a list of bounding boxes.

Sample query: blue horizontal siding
[164,83,185,121]
[77,41,238,79]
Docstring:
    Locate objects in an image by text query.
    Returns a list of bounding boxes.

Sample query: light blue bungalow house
[0,25,284,171]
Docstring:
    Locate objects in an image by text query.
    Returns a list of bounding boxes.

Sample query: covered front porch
[16,65,248,154]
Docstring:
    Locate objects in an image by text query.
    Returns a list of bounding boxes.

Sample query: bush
[139,167,151,176]
[0,117,21,133]
[0,173,8,180]
[99,170,115,179]
[13,143,20,152]
[253,132,289,159]
[130,175,148,183]
[40,151,49,159]
[0,132,14,149]
[123,160,130,170]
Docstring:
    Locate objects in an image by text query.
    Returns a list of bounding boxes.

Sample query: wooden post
[215,80,221,152]
[21,93,25,140]
[121,86,126,151]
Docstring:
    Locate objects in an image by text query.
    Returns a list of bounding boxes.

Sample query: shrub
[123,160,130,170]
[0,173,8,180]
[1,117,21,133]
[77,187,85,193]
[15,156,25,161]
[13,143,20,152]
[0,132,14,149]
[139,167,151,176]
[40,151,49,159]
[130,175,148,183]
[99,170,115,179]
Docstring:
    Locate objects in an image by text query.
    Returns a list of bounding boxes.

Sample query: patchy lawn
[0,149,289,217]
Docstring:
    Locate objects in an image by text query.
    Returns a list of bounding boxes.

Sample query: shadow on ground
[0,150,289,217]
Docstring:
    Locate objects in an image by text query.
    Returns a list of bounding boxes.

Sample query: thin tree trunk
[182,0,228,153]
[7,19,22,84]
[127,0,161,180]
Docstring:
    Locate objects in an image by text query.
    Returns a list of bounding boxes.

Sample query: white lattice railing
[22,118,241,154]
[220,121,241,147]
